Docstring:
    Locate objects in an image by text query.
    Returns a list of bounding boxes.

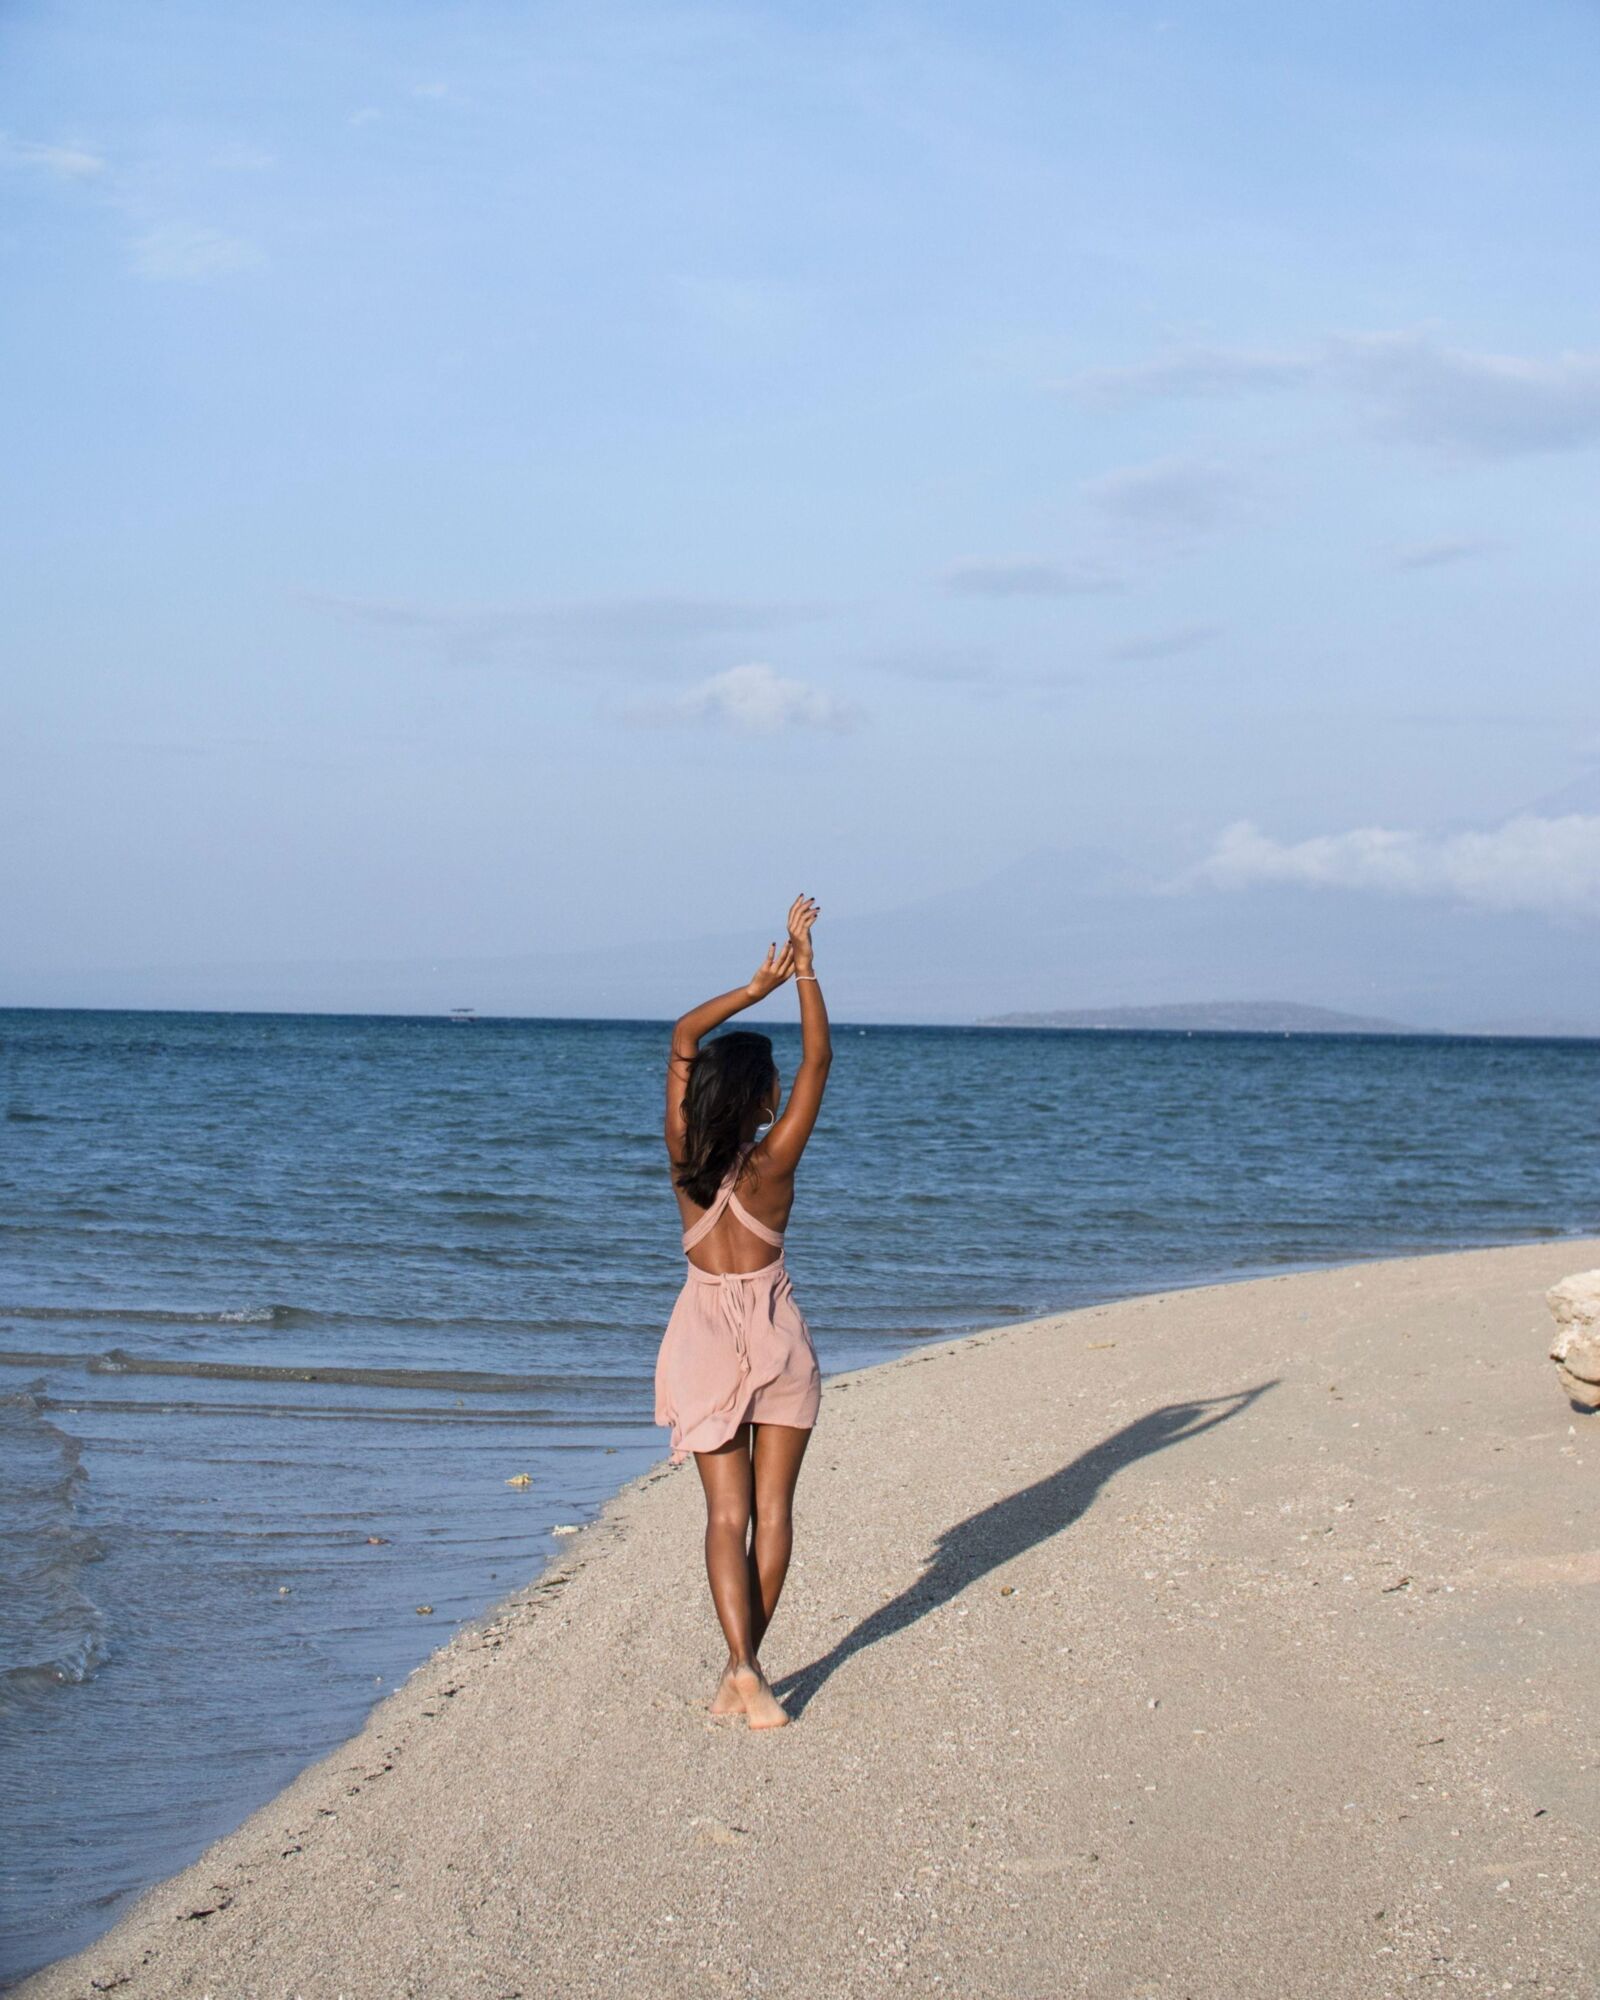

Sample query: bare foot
[708,1665,744,1718]
[731,1662,789,1730]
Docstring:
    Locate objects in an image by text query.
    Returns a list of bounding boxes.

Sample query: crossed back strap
[681,1142,784,1253]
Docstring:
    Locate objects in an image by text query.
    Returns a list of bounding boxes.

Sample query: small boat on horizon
[448,1007,478,1024]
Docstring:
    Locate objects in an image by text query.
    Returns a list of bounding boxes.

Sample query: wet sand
[17,1237,1600,1999]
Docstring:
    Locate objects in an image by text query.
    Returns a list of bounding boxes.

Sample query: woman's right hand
[786,893,820,970]
[746,939,796,1000]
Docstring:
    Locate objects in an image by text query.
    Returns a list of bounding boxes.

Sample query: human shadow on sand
[773,1382,1276,1718]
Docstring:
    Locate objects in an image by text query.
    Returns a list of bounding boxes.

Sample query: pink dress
[654,1141,822,1463]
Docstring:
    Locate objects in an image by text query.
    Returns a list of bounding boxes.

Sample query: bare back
[676,1141,795,1276]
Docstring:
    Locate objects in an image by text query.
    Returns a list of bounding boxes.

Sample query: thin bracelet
[795,973,818,981]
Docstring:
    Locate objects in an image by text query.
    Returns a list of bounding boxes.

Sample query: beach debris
[180,1887,233,1922]
[505,1472,533,1487]
[1546,1270,1600,1411]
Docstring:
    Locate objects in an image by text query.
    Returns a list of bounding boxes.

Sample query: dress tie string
[710,1271,755,1415]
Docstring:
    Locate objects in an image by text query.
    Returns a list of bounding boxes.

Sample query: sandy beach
[16,1235,1599,2000]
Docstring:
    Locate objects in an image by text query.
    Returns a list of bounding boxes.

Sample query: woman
[656,892,830,1730]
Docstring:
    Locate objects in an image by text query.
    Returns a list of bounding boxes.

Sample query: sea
[2,1007,1597,1983]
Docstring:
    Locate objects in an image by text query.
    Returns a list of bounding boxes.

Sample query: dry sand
[17,1238,1600,2000]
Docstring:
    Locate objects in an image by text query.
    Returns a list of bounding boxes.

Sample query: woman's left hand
[746,940,796,999]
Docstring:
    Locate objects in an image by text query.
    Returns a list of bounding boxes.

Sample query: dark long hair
[675,1030,776,1209]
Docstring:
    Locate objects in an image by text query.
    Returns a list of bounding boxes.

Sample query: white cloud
[942,556,1121,597]
[863,645,997,684]
[1082,457,1241,539]
[3,133,268,284]
[131,223,263,281]
[0,134,105,179]
[1188,814,1600,918]
[943,465,1243,610]
[1073,333,1600,461]
[632,663,858,735]
[1331,333,1600,457]
[1103,623,1220,663]
[1390,536,1496,571]
[940,467,1240,608]
[310,591,820,669]
[1077,349,1307,402]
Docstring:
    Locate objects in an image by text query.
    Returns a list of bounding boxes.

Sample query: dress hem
[662,1385,819,1463]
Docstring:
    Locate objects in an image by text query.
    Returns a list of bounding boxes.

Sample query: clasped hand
[745,893,820,998]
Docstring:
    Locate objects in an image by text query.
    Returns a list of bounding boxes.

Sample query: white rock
[1553,1328,1600,1381]
[1556,1363,1600,1410]
[1546,1269,1600,1333]
[1547,1271,1600,1407]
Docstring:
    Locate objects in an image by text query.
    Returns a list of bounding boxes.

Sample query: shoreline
[7,1001,1600,1044]
[15,1234,1600,1999]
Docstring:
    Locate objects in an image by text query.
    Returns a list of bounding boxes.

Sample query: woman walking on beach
[656,893,829,1730]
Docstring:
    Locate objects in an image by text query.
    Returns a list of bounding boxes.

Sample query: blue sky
[3,1,1598,1010]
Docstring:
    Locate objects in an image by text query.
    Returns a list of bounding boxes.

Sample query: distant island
[977,1000,1417,1034]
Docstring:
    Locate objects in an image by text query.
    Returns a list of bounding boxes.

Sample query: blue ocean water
[2,1007,1597,1982]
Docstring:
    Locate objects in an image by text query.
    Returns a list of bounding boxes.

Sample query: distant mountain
[11,838,1600,1033]
[977,1000,1418,1034]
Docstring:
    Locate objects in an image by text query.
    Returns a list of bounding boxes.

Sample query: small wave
[0,1301,629,1338]
[5,1106,50,1122]
[5,1346,634,1396]
[0,1634,109,1703]
[433,1209,545,1229]
[0,1390,106,1705]
[0,1302,306,1329]
[37,1394,596,1426]
[429,1186,557,1205]
[0,1386,89,1493]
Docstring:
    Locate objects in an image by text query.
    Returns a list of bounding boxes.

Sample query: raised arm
[762,895,830,1175]
[664,937,795,1164]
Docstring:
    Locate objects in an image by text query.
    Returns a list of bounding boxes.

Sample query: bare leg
[694,1430,756,1698]
[706,1423,811,1730]
[692,1427,796,1730]
[743,1449,766,1651]
[710,1432,759,1718]
[749,1422,811,1654]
